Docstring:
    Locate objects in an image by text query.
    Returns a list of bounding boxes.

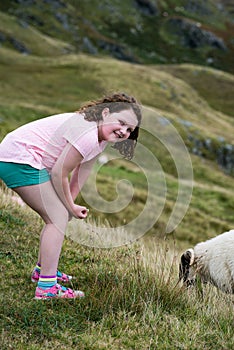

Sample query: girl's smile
[98,108,138,143]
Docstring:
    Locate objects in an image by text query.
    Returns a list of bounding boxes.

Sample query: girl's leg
[13,181,69,276]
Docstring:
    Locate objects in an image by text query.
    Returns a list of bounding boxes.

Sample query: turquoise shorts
[0,162,51,188]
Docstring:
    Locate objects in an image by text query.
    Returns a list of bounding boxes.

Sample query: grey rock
[184,0,212,16]
[168,18,227,51]
[0,32,6,43]
[188,134,234,175]
[134,0,158,16]
[9,37,30,54]
[82,37,98,55]
[98,40,138,63]
[55,12,70,30]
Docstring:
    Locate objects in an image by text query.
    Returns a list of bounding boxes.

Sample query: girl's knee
[45,204,69,231]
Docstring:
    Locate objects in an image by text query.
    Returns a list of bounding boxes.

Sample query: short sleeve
[62,115,100,160]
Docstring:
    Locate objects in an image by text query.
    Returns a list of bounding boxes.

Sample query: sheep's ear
[179,249,194,282]
[184,248,195,265]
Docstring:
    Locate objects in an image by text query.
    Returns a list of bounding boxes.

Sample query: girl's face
[98,108,138,143]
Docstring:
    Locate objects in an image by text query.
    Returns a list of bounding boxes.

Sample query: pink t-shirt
[0,112,107,172]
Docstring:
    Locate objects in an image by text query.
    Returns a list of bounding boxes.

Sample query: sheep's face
[179,249,197,287]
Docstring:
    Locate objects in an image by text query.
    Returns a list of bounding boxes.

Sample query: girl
[0,92,142,299]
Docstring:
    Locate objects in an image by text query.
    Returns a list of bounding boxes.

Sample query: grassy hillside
[0,48,234,247]
[0,4,234,348]
[1,191,234,349]
[0,11,73,57]
[0,1,234,73]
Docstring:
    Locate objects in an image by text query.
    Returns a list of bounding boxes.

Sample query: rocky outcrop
[134,0,158,16]
[98,40,138,63]
[167,18,227,50]
[187,133,234,175]
[0,0,233,73]
[184,0,212,16]
[0,31,30,54]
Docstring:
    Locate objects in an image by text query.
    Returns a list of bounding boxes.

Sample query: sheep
[179,229,234,294]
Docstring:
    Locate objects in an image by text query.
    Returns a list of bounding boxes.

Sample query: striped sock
[38,275,57,290]
[35,262,41,273]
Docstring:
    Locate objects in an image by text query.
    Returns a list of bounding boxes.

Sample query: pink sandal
[34,283,84,300]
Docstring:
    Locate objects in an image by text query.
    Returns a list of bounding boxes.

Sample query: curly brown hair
[78,92,142,160]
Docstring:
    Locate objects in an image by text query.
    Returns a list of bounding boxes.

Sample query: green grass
[0,11,73,57]
[76,156,233,247]
[0,4,233,349]
[0,48,233,244]
[0,190,234,349]
[0,26,234,347]
[158,64,234,117]
[1,0,234,74]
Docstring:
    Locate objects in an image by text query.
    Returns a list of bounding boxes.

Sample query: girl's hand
[72,204,89,219]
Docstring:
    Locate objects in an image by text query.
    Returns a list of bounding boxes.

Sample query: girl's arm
[69,157,97,201]
[51,142,89,219]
